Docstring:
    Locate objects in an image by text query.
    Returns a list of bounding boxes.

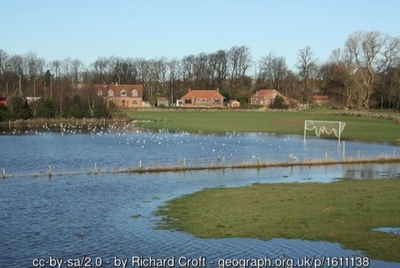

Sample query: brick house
[180,89,224,108]
[93,84,143,108]
[311,95,329,106]
[250,89,294,107]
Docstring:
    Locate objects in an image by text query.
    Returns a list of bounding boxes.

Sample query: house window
[272,94,276,99]
[213,99,220,104]
[121,89,127,97]
[122,100,126,107]
[133,100,137,104]
[108,89,114,96]
[132,89,138,97]
[97,89,103,96]
[185,99,192,104]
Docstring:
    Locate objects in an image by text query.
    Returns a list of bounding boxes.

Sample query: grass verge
[155,177,400,262]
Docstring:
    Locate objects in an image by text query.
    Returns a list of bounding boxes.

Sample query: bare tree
[8,55,24,75]
[296,46,318,102]
[7,55,24,94]
[321,48,356,108]
[71,59,84,84]
[92,57,110,83]
[61,57,72,80]
[344,31,400,109]
[0,49,9,74]
[167,58,181,103]
[228,46,252,93]
[193,52,210,89]
[48,60,61,79]
[181,55,195,88]
[0,49,10,96]
[24,51,45,96]
[209,50,229,91]
[258,52,289,93]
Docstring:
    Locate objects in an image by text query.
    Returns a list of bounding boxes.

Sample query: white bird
[289,154,299,162]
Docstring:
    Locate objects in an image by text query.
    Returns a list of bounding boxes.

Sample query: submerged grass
[156,177,400,262]
[2,157,400,179]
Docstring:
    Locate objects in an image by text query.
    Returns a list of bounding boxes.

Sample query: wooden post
[342,141,346,160]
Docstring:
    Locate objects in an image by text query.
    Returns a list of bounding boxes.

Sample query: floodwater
[0,124,399,267]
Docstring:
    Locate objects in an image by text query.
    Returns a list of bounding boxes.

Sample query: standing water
[0,125,399,267]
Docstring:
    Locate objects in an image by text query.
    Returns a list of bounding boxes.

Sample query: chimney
[188,88,191,92]
[216,88,219,92]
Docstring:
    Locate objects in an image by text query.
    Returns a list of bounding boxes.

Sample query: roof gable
[181,90,224,99]
[251,89,281,98]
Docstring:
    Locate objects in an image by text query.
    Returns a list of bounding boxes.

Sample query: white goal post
[304,120,346,145]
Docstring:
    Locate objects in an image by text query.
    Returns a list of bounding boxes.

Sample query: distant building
[93,83,143,108]
[311,95,329,106]
[157,97,169,107]
[227,100,240,108]
[179,89,224,108]
[250,89,295,107]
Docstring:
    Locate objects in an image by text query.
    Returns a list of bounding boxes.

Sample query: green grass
[127,109,400,143]
[156,178,400,262]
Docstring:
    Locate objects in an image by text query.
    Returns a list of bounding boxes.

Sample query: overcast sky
[1,0,399,71]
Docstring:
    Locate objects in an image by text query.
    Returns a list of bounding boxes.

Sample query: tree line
[0,30,400,121]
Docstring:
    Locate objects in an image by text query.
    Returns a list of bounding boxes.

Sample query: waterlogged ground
[0,125,400,267]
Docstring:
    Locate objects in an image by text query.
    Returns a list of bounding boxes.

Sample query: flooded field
[0,124,399,267]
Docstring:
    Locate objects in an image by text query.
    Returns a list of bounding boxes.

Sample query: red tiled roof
[181,90,224,99]
[93,84,143,98]
[312,95,329,101]
[251,89,281,98]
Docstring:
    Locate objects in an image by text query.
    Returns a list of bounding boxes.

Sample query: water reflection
[344,163,400,179]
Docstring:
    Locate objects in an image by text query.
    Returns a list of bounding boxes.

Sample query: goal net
[304,120,346,145]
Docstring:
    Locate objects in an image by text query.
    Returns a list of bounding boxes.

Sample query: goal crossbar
[304,120,346,145]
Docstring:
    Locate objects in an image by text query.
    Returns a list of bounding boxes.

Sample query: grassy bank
[127,109,400,143]
[156,177,400,262]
